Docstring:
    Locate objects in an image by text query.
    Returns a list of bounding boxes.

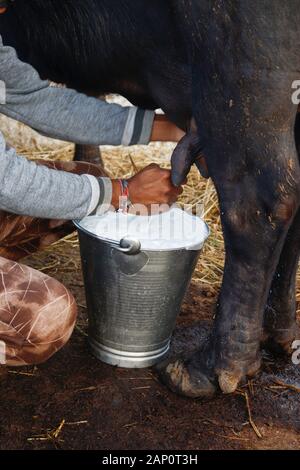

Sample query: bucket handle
[113,238,141,255]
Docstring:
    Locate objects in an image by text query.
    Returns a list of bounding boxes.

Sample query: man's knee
[0,259,77,366]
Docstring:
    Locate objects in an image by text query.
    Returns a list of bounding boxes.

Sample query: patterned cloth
[0,160,104,366]
[0,258,77,366]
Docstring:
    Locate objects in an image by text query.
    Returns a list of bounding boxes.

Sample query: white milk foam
[79,208,209,251]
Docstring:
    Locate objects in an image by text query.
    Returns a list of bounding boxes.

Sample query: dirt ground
[0,242,299,451]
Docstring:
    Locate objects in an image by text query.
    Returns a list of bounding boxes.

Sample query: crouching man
[0,37,184,366]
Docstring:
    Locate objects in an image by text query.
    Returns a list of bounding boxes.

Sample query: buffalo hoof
[157,351,217,399]
[263,323,300,357]
[157,347,261,398]
[218,358,261,394]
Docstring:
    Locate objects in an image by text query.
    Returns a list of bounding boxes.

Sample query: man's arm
[0,37,155,146]
[0,132,103,219]
[0,132,182,220]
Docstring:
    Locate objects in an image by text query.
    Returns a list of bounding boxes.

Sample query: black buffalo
[1,0,299,399]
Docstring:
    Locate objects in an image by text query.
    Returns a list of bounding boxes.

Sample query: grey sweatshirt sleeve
[0,37,155,146]
[0,131,105,219]
[0,36,156,220]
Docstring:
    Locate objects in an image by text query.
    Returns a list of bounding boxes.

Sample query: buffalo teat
[171,130,209,187]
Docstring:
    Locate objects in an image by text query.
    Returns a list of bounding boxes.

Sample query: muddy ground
[0,243,299,451]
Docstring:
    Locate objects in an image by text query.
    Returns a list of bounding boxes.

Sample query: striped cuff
[85,175,113,216]
[121,108,155,146]
[97,177,113,215]
[85,175,100,215]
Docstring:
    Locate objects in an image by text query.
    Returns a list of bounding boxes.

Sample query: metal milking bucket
[74,213,209,368]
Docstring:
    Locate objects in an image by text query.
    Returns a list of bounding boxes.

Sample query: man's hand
[111,164,184,210]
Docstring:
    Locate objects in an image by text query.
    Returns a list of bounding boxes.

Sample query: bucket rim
[73,218,210,253]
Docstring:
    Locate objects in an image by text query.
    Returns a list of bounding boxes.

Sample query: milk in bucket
[80,207,208,251]
[75,208,209,368]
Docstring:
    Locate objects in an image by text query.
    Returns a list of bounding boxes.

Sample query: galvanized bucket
[75,220,209,368]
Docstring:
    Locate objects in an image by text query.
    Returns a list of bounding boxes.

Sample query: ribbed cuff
[121,107,138,146]
[121,108,155,146]
[136,110,155,145]
[97,177,113,215]
[85,175,113,216]
[85,175,100,215]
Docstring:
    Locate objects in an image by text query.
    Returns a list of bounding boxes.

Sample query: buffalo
[0,0,299,398]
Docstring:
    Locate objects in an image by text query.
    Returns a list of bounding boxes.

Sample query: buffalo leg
[162,42,300,399]
[264,113,300,354]
[74,144,104,166]
[162,122,300,397]
[264,208,300,354]
[160,0,300,399]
